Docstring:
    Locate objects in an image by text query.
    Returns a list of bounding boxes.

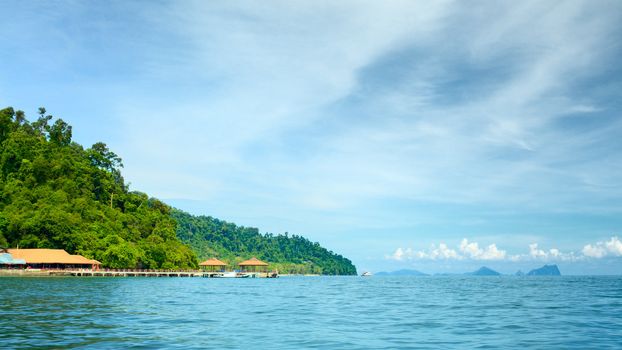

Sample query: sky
[1,1,621,274]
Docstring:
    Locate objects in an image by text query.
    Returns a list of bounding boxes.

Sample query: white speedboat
[213,271,237,278]
[361,271,372,277]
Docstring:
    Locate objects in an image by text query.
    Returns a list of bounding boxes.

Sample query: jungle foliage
[173,210,357,275]
[0,107,197,269]
[0,106,357,274]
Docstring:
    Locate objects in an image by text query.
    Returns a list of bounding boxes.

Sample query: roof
[0,253,26,265]
[7,249,100,265]
[238,257,268,266]
[199,258,227,266]
[67,254,98,265]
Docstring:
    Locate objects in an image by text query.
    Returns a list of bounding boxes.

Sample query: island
[469,266,501,276]
[0,107,357,275]
[527,264,561,276]
[376,269,429,276]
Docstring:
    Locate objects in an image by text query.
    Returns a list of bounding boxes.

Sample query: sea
[1,276,621,349]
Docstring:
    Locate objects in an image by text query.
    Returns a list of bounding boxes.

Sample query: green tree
[0,106,355,273]
[48,119,72,146]
[0,106,198,269]
[172,209,357,275]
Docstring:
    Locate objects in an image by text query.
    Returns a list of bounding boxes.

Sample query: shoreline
[0,269,271,278]
[0,270,345,278]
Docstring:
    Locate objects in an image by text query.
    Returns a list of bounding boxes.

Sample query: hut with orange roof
[199,258,227,272]
[238,257,269,273]
[8,249,101,270]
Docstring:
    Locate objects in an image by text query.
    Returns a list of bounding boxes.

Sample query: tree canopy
[0,106,357,274]
[173,210,357,275]
[0,107,197,269]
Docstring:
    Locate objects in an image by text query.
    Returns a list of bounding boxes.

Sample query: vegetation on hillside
[173,210,357,275]
[0,106,357,274]
[0,107,197,269]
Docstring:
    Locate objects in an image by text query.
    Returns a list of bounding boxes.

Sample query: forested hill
[0,106,357,274]
[0,107,197,269]
[172,210,357,275]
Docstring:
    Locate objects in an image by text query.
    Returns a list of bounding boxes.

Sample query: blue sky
[1,1,621,274]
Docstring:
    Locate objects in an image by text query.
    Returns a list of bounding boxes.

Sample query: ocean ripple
[1,276,621,349]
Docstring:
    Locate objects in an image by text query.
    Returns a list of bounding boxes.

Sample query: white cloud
[459,239,481,258]
[428,243,460,260]
[605,237,622,255]
[386,238,622,262]
[525,243,578,262]
[582,244,606,258]
[582,236,622,258]
[387,238,506,261]
[386,247,417,261]
[549,248,561,258]
[481,244,507,260]
[529,243,548,259]
[387,247,406,261]
[459,239,507,260]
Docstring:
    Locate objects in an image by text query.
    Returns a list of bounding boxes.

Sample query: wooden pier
[43,269,274,278]
[59,270,205,277]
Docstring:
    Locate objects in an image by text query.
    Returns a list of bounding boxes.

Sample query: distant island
[527,264,561,276]
[377,264,562,277]
[468,266,501,276]
[0,107,357,275]
[376,269,428,276]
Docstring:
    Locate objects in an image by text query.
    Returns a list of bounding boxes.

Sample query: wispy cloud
[106,1,622,215]
[1,1,621,272]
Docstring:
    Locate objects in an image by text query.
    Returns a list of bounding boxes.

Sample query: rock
[527,264,561,276]
[470,266,501,276]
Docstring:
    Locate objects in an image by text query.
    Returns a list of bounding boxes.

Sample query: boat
[213,271,238,278]
[361,271,372,277]
[268,271,279,278]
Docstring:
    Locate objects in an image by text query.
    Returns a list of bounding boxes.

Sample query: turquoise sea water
[1,276,621,349]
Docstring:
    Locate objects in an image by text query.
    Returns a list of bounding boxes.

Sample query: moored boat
[213,271,237,278]
[361,271,372,277]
